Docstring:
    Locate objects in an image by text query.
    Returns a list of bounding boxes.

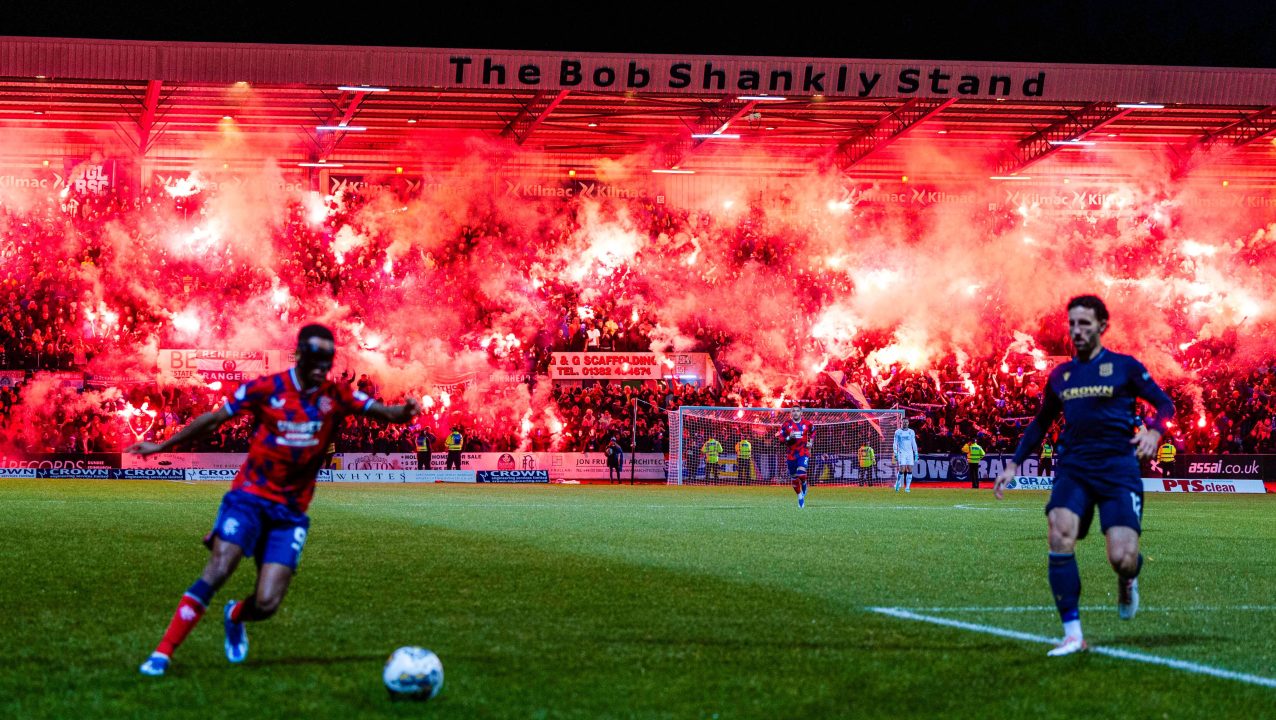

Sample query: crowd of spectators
[1,180,1274,459]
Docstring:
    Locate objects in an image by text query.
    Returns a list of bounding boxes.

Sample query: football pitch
[1,480,1273,719]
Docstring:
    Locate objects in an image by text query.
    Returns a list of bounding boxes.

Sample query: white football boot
[1047,636,1088,657]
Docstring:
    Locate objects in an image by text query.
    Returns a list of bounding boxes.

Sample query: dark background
[6,1,1275,68]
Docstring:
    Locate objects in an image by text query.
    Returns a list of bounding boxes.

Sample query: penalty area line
[869,606,1276,689]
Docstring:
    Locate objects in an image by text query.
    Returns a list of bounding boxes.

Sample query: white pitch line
[869,606,1276,689]
[908,605,1276,613]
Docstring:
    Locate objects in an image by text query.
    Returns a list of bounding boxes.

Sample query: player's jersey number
[291,527,308,556]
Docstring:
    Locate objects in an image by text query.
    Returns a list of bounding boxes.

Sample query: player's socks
[1062,619,1082,639]
[905,474,912,491]
[894,474,901,491]
[154,579,215,658]
[1048,551,1082,629]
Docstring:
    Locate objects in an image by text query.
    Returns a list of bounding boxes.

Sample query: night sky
[5,0,1275,68]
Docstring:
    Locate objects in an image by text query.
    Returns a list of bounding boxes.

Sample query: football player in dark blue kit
[993,295,1174,657]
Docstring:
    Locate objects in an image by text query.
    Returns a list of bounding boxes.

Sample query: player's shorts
[1045,462,1143,539]
[787,456,810,478]
[211,489,311,570]
[895,452,916,467]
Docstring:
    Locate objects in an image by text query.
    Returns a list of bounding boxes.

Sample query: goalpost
[667,407,907,487]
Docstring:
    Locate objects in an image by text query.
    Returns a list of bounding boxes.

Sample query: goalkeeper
[776,408,814,508]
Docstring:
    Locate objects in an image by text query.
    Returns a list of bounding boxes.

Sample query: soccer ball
[383,646,443,700]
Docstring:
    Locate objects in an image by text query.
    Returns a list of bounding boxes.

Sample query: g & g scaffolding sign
[550,352,662,380]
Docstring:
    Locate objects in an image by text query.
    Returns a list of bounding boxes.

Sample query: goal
[667,406,906,486]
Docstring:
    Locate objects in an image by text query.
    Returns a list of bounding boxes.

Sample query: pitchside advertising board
[123,453,246,470]
[22,468,186,479]
[1003,476,1267,494]
[744,452,1026,483]
[477,470,550,483]
[1176,455,1267,480]
[113,451,666,479]
[333,451,667,480]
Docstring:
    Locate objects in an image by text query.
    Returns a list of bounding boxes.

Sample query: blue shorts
[1045,464,1143,539]
[787,456,810,478]
[211,489,311,570]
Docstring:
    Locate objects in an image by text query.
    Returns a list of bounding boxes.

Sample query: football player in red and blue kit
[132,325,420,677]
[777,408,814,508]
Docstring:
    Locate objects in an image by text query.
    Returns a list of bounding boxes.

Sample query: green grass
[1,481,1273,719]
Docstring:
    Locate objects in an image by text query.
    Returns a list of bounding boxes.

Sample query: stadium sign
[1006,476,1054,490]
[409,471,476,483]
[336,453,416,470]
[476,470,550,483]
[40,468,111,479]
[153,174,308,195]
[411,451,665,479]
[1179,455,1265,480]
[64,159,116,195]
[318,469,478,483]
[0,169,63,189]
[0,453,121,469]
[551,352,663,380]
[1147,478,1267,494]
[158,349,282,383]
[43,372,85,389]
[329,174,427,198]
[122,453,246,470]
[502,178,648,201]
[185,469,239,481]
[326,470,412,483]
[118,468,186,480]
[447,55,1049,100]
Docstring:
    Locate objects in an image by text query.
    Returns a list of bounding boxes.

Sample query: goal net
[667,407,906,486]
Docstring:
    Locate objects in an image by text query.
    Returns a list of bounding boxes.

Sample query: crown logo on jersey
[318,396,335,415]
[1063,372,1071,381]
[1099,363,1113,377]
